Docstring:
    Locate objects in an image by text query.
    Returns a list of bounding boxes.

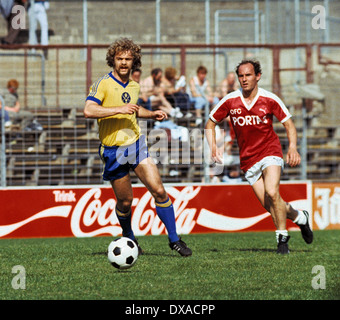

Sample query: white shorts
[245,156,284,185]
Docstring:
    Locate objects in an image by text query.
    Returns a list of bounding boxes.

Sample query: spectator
[188,65,219,126]
[140,68,182,118]
[0,100,12,128]
[28,0,49,46]
[0,0,28,44]
[162,67,191,117]
[214,72,239,166]
[154,119,189,143]
[131,68,142,83]
[216,71,239,100]
[0,79,33,128]
[221,167,242,183]
[131,68,152,111]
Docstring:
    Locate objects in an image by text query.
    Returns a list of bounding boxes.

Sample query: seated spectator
[0,101,11,128]
[153,119,189,143]
[221,166,242,183]
[188,65,219,126]
[222,117,236,166]
[0,0,28,44]
[216,71,239,99]
[131,68,151,110]
[0,79,34,128]
[203,118,240,183]
[131,68,142,83]
[140,68,182,118]
[162,67,191,117]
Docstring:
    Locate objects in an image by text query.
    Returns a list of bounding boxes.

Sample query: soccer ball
[107,237,139,270]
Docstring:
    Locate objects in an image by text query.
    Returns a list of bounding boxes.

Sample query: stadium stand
[2,104,340,186]
[1,0,340,186]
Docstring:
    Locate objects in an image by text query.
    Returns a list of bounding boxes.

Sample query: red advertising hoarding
[0,182,311,239]
[312,183,340,230]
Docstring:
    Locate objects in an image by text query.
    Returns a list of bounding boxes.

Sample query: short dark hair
[235,59,262,76]
[197,65,208,74]
[151,68,162,76]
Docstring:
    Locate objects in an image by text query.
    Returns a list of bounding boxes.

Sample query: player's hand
[153,110,168,121]
[286,147,301,167]
[120,104,140,115]
[211,149,223,164]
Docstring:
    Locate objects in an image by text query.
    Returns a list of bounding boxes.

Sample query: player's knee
[116,197,133,212]
[152,187,168,203]
[265,188,280,203]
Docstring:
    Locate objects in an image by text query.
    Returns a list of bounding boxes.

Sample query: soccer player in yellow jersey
[84,38,192,257]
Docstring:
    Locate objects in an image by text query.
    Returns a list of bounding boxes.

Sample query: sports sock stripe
[155,197,172,208]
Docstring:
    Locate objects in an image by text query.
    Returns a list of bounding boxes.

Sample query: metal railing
[0,52,46,106]
[0,42,339,187]
[0,95,6,187]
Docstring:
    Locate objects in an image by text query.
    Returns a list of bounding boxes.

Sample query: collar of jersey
[109,72,129,88]
[240,88,261,110]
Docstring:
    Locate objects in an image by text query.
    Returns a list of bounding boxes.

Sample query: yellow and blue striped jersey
[86,72,141,146]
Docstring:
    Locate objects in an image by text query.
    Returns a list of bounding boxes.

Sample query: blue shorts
[99,135,149,181]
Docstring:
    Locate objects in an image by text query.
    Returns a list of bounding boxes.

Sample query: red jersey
[210,88,291,172]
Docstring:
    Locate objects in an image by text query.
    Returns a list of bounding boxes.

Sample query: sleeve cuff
[86,96,102,105]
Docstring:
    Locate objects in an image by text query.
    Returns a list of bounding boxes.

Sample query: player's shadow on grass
[142,252,175,258]
[91,251,107,256]
[91,251,176,258]
[228,248,312,253]
[229,248,276,253]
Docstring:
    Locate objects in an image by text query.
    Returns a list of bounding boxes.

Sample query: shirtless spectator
[216,71,239,100]
[140,68,182,118]
[162,67,190,115]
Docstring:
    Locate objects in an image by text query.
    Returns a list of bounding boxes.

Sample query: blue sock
[155,197,179,243]
[116,206,135,240]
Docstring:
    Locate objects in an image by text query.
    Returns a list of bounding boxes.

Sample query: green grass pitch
[0,230,339,300]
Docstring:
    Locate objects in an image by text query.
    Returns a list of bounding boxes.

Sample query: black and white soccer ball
[107,237,139,270]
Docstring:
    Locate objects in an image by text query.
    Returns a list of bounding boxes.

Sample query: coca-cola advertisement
[0,182,311,238]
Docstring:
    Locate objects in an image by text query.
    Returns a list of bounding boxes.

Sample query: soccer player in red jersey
[205,59,313,254]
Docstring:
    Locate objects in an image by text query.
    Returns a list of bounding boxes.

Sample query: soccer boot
[169,237,192,257]
[133,239,145,256]
[276,234,290,254]
[297,210,313,244]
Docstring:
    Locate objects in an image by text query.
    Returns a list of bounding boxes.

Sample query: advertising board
[0,182,311,238]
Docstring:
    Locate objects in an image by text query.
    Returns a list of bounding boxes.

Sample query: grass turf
[0,230,339,300]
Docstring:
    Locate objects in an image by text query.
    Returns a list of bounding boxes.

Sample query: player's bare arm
[137,106,167,121]
[84,100,140,119]
[282,118,301,167]
[205,119,223,164]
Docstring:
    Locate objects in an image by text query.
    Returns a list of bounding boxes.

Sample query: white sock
[293,210,307,225]
[275,230,288,243]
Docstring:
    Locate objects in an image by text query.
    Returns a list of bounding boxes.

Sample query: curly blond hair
[106,38,142,71]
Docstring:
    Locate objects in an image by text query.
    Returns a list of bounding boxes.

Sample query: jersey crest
[86,72,140,146]
[122,92,131,103]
